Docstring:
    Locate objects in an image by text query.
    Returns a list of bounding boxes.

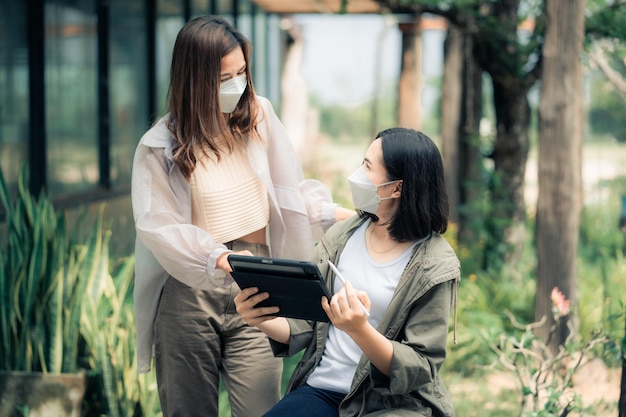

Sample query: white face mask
[219,75,247,113]
[347,166,398,215]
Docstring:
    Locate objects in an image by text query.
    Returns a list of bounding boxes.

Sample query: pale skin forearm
[256,317,291,345]
[346,323,393,376]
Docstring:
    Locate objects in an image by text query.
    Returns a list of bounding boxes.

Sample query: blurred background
[1,1,625,416]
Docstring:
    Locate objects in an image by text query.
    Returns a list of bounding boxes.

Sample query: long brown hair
[166,16,259,179]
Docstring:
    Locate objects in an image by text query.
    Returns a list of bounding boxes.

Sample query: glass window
[191,0,211,17]
[0,1,29,193]
[156,0,184,117]
[217,0,234,22]
[266,14,282,105]
[110,0,148,187]
[252,12,268,97]
[237,0,253,41]
[45,0,98,196]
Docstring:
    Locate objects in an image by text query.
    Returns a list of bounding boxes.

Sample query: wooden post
[397,17,422,131]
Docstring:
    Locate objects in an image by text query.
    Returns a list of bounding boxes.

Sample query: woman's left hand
[322,281,370,334]
[335,206,357,222]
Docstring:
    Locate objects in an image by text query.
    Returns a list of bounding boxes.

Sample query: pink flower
[550,287,570,317]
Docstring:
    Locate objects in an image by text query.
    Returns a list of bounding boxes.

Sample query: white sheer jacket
[131,96,338,373]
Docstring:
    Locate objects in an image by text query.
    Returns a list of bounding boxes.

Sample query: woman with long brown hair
[131,15,353,417]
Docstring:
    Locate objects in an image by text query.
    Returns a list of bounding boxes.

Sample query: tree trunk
[464,0,541,270]
[370,15,395,138]
[441,24,463,222]
[457,31,483,245]
[397,16,422,130]
[484,78,530,268]
[535,0,585,352]
[280,21,312,167]
[441,22,483,245]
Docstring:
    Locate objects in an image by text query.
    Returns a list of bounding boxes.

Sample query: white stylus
[327,260,370,318]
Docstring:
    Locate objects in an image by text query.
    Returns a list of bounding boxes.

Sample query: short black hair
[361,127,449,241]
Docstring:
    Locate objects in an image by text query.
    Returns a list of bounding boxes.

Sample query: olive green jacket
[270,215,460,417]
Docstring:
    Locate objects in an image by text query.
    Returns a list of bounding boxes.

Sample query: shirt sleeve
[258,97,338,239]
[268,317,317,357]
[370,280,453,395]
[131,141,233,289]
[299,179,339,241]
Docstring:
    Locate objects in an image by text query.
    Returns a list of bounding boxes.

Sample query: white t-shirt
[306,220,416,394]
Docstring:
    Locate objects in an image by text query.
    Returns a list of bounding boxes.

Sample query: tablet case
[227,254,332,322]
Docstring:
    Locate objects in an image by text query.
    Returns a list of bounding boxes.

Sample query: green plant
[1,166,161,416]
[485,288,610,416]
[0,165,85,373]
[78,215,160,417]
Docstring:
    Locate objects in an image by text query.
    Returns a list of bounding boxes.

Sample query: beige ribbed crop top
[190,145,269,244]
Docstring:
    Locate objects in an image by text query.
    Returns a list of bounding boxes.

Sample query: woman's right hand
[234,287,280,326]
[217,250,253,273]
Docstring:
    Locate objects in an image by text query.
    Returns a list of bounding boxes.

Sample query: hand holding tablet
[228,255,332,322]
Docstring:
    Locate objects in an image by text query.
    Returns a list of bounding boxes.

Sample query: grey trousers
[154,242,282,417]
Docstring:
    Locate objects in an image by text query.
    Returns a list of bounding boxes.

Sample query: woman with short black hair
[236,127,460,417]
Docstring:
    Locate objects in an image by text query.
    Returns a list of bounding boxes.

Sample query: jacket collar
[143,115,174,160]
[327,215,460,344]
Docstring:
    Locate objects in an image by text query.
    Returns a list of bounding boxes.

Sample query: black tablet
[227,254,332,322]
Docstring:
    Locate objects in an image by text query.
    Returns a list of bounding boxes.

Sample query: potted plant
[1,167,162,417]
[0,166,88,417]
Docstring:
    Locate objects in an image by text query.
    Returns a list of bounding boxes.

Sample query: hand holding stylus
[328,260,370,318]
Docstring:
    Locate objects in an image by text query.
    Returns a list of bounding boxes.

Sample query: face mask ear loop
[379,179,402,200]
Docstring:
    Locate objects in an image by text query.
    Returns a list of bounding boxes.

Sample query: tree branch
[587,47,626,97]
